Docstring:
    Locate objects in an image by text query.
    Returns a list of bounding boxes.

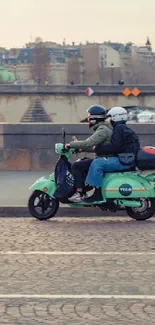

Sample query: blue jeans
[85,157,133,188]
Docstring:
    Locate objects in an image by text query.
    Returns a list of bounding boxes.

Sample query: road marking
[0,294,154,299]
[0,251,155,256]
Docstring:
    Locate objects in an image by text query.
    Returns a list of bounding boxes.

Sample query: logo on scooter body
[119,184,132,196]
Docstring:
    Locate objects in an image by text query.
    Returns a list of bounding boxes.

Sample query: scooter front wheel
[28,190,59,220]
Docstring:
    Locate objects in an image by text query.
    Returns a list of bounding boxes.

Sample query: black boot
[83,188,103,203]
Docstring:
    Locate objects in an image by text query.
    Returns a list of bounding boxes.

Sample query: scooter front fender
[29,173,56,197]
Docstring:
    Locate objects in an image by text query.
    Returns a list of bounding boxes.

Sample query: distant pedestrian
[118,80,124,85]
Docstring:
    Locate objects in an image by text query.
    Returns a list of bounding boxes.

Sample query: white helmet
[107,106,128,122]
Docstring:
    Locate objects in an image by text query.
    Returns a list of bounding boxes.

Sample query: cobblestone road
[0,217,155,324]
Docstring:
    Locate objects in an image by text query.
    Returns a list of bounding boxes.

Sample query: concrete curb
[0,206,126,217]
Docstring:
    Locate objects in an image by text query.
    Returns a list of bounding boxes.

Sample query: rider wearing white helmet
[84,106,140,203]
[107,106,128,122]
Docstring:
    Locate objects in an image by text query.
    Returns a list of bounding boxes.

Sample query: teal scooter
[28,129,155,221]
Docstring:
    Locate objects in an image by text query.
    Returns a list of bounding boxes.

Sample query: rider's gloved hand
[72,136,79,142]
[65,144,70,149]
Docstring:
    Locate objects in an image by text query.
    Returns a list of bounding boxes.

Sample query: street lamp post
[79,57,85,85]
[82,68,86,85]
[13,64,17,81]
[111,63,114,85]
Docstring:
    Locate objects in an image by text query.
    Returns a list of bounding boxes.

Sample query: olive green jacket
[69,121,112,152]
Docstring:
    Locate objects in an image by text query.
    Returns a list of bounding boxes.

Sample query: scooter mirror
[61,128,66,147]
[61,128,66,138]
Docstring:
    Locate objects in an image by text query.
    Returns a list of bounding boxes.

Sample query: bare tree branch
[30,37,50,84]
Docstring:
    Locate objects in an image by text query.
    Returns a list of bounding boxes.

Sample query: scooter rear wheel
[28,190,59,220]
[126,198,155,221]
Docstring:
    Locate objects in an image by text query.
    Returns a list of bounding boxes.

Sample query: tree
[30,37,50,84]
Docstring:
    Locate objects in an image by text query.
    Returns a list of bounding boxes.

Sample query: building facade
[0,38,155,85]
[99,44,120,68]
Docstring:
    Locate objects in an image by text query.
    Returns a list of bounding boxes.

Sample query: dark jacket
[95,122,140,156]
[69,121,112,152]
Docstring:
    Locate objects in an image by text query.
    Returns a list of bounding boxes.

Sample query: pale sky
[1,0,155,49]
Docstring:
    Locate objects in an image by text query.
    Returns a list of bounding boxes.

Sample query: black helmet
[87,105,106,128]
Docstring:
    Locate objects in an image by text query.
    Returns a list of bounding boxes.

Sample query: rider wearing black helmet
[65,104,112,202]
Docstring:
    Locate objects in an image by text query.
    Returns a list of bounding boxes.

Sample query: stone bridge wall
[0,123,154,170]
